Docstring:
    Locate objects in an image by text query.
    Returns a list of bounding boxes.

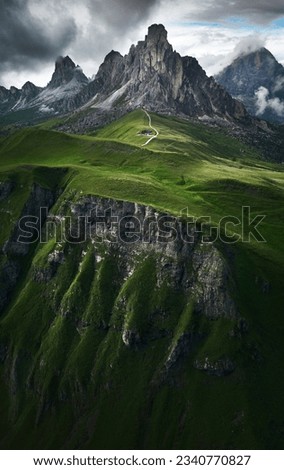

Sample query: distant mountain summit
[215,48,284,123]
[0,82,42,116]
[0,56,89,120]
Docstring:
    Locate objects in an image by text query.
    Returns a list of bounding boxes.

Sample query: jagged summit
[104,50,123,62]
[146,24,168,42]
[55,55,76,69]
[228,48,281,79]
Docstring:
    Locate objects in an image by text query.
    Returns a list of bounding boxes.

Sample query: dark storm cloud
[70,0,162,68]
[86,0,160,30]
[0,0,77,76]
[0,0,161,86]
[2,0,283,87]
[183,0,284,24]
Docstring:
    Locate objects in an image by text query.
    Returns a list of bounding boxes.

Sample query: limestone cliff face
[1,186,238,350]
[1,187,238,399]
[68,195,238,324]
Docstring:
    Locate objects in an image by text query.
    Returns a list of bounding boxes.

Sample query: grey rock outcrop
[189,246,237,319]
[165,333,192,371]
[122,329,141,347]
[33,249,65,283]
[68,195,238,322]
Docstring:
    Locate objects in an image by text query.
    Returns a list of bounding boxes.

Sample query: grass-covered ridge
[1,109,283,264]
[0,109,284,449]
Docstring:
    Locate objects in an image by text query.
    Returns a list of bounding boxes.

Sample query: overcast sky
[1,0,284,88]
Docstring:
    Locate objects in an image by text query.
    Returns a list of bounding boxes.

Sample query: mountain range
[0,24,253,126]
[1,25,284,130]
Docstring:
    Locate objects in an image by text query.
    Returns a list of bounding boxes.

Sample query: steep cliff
[0,171,283,449]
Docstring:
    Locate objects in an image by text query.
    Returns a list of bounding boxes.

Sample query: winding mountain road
[141,109,159,146]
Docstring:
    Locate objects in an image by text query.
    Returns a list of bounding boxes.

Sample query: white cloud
[255,86,284,116]
[39,104,54,113]
[231,35,266,58]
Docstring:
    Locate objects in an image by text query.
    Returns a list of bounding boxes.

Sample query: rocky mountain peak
[234,47,279,70]
[22,81,36,88]
[0,23,250,127]
[21,81,41,99]
[146,24,168,44]
[104,50,123,63]
[10,86,20,95]
[63,23,250,133]
[0,85,8,95]
[55,55,76,70]
[48,55,88,89]
[253,47,275,60]
[22,81,38,92]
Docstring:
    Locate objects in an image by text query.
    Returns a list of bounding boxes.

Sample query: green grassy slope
[0,109,284,449]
